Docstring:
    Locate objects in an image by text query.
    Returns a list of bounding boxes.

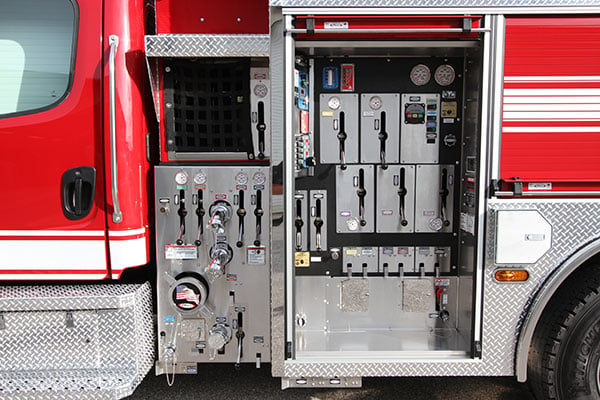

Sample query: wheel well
[515,239,600,382]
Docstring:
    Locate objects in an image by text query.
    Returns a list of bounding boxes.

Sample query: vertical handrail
[108,35,122,223]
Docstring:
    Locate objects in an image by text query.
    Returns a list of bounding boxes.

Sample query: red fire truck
[1,0,600,399]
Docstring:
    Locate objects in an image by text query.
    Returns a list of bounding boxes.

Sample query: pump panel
[335,165,375,233]
[414,165,454,233]
[376,165,416,233]
[319,93,359,165]
[360,93,400,165]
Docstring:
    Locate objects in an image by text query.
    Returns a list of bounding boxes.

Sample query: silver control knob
[207,202,233,234]
[207,323,232,360]
[205,244,233,282]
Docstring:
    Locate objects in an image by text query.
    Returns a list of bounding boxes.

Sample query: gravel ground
[128,365,536,400]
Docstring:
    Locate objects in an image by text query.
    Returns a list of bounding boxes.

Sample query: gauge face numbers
[234,172,249,185]
[193,172,207,185]
[174,171,188,185]
[254,83,268,98]
[253,172,266,185]
[410,64,431,86]
[435,64,456,86]
[368,96,383,110]
[327,96,341,110]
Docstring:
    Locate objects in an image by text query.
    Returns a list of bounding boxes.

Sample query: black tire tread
[528,263,600,400]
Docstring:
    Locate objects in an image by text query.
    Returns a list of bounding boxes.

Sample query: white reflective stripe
[0,274,107,280]
[504,89,600,96]
[505,76,600,82]
[503,126,600,133]
[108,227,147,237]
[0,240,107,269]
[109,236,148,270]
[504,103,600,111]
[504,96,600,104]
[0,230,104,237]
[504,111,600,119]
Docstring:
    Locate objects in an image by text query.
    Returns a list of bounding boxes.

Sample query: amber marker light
[494,269,529,282]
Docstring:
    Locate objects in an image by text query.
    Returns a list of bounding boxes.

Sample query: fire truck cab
[1,1,600,399]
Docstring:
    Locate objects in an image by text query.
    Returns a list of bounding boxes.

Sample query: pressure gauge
[254,83,268,98]
[346,217,360,232]
[193,172,207,185]
[429,217,443,232]
[434,64,456,86]
[410,64,431,86]
[235,172,249,185]
[327,96,341,110]
[174,171,188,185]
[368,96,383,110]
[253,172,266,185]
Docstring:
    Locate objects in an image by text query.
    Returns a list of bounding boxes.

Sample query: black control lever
[314,199,323,251]
[378,111,388,169]
[195,190,205,246]
[177,189,187,245]
[357,168,367,227]
[254,190,263,246]
[295,199,304,250]
[235,311,245,370]
[257,102,266,160]
[397,167,408,227]
[337,111,347,170]
[440,168,450,227]
[236,190,246,248]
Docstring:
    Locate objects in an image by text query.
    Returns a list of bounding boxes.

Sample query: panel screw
[237,17,242,22]
[166,102,172,108]
[200,17,205,22]
[165,66,171,73]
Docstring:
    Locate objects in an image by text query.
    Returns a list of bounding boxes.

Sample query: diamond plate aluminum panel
[0,284,144,311]
[145,35,270,57]
[282,200,600,378]
[272,0,600,6]
[0,283,154,399]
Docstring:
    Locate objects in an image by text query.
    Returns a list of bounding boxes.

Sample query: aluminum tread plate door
[145,34,270,57]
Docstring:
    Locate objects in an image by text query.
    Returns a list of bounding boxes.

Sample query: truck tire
[528,263,600,400]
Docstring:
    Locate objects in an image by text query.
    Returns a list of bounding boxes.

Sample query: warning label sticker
[165,245,198,260]
[247,247,266,265]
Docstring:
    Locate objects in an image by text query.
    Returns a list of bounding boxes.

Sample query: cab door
[0,0,108,279]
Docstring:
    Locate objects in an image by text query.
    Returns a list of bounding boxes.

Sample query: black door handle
[61,167,96,220]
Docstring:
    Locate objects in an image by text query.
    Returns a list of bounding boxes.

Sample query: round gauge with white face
[368,96,383,110]
[410,64,431,86]
[434,64,456,86]
[254,83,268,98]
[193,172,207,185]
[346,217,360,232]
[253,172,266,185]
[429,217,443,232]
[235,172,249,185]
[174,171,188,185]
[327,96,341,110]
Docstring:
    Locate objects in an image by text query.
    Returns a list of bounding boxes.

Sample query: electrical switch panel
[401,93,440,164]
[379,246,415,274]
[415,247,452,274]
[342,247,378,274]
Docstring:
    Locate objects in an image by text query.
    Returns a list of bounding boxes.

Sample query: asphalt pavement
[128,365,536,400]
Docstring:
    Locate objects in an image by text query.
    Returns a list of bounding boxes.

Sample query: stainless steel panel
[360,93,400,164]
[155,166,271,367]
[376,165,415,233]
[251,67,271,160]
[401,93,440,164]
[415,246,451,274]
[342,247,378,274]
[379,246,415,273]
[320,93,359,164]
[414,165,454,233]
[145,34,270,57]
[336,165,375,233]
[293,190,308,251]
[309,190,328,251]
